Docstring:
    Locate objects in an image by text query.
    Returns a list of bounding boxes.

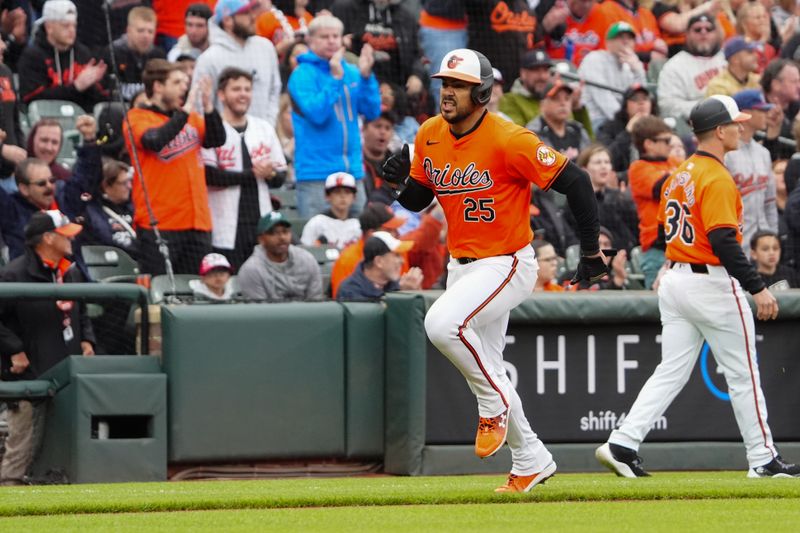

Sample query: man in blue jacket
[288,14,381,218]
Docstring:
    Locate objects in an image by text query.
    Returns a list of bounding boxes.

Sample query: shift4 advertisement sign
[425,321,800,443]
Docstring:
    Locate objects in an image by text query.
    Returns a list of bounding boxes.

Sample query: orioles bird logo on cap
[447,54,464,69]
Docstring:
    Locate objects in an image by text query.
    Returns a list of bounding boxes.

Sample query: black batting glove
[570,249,616,288]
[382,144,410,185]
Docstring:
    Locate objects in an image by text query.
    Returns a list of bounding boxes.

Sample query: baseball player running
[596,95,800,478]
[382,49,607,493]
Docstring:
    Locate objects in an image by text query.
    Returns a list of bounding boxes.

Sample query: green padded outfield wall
[162,303,349,462]
[32,356,167,483]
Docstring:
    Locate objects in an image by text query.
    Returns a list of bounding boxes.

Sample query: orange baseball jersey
[629,157,675,251]
[409,112,568,259]
[596,0,662,57]
[544,4,612,66]
[123,108,211,231]
[658,152,743,265]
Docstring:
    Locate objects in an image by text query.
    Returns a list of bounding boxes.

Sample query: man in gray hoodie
[192,0,282,126]
[238,211,323,302]
[726,90,778,255]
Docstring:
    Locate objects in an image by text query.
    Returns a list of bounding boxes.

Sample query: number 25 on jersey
[664,199,695,245]
[463,197,495,222]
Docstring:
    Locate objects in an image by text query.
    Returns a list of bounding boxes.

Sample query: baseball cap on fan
[199,253,233,276]
[24,210,82,240]
[432,49,483,84]
[689,95,751,133]
[325,172,358,193]
[215,0,259,23]
[42,0,77,23]
[363,231,413,263]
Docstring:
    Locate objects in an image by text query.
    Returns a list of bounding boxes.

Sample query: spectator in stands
[123,59,225,275]
[532,239,564,292]
[535,0,606,67]
[530,187,579,258]
[0,35,27,194]
[332,0,425,98]
[331,201,405,297]
[256,0,313,57]
[74,0,148,55]
[238,211,324,301]
[595,0,667,64]
[279,40,309,87]
[528,80,591,162]
[772,158,794,266]
[26,119,69,182]
[706,36,761,97]
[275,93,296,183]
[657,14,726,122]
[167,3,213,62]
[652,0,735,57]
[152,0,214,52]
[737,1,776,73]
[336,231,422,301]
[379,81,420,148]
[0,3,27,70]
[487,68,511,122]
[628,116,674,288]
[727,89,779,255]
[0,210,94,486]
[761,59,800,160]
[18,0,108,112]
[596,226,639,290]
[189,252,237,301]
[104,7,166,103]
[0,158,59,260]
[577,144,640,252]
[301,172,361,249]
[72,158,138,259]
[418,0,467,111]
[499,49,593,133]
[669,132,687,160]
[750,229,798,288]
[578,22,647,129]
[362,111,397,205]
[288,14,380,217]
[193,0,282,126]
[596,83,658,172]
[202,67,287,271]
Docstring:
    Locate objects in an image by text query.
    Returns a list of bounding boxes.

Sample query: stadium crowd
[0,0,799,301]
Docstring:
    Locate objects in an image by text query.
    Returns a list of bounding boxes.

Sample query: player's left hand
[570,249,616,288]
[382,144,410,185]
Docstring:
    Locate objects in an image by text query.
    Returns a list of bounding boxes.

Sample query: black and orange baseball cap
[25,210,82,240]
[359,203,407,232]
[689,95,751,133]
[542,79,574,99]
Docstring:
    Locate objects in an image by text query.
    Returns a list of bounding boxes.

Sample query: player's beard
[440,97,475,125]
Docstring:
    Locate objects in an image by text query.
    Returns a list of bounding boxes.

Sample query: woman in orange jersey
[383,49,608,493]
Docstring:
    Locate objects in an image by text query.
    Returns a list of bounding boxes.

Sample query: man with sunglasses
[597,95,800,478]
[0,210,95,485]
[657,14,726,122]
[0,158,59,260]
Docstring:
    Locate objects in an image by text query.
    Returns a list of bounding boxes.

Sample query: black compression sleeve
[549,161,600,255]
[708,227,766,294]
[141,110,189,152]
[652,175,669,201]
[397,179,435,212]
[205,165,254,186]
[202,110,226,148]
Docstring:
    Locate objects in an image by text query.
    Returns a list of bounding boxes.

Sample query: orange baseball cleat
[475,407,510,458]
[494,461,557,493]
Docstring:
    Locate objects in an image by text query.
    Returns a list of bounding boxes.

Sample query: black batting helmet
[689,95,751,133]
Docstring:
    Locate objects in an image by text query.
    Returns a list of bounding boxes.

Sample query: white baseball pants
[424,245,553,475]
[609,263,778,468]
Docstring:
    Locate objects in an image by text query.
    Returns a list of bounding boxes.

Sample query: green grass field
[0,472,798,532]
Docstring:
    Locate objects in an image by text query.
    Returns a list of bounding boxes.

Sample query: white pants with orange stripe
[424,244,553,476]
[609,263,777,468]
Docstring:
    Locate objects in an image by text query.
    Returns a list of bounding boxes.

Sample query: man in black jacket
[17,0,107,112]
[0,210,95,485]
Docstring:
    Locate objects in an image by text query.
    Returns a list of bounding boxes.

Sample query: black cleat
[748,456,800,478]
[595,442,651,478]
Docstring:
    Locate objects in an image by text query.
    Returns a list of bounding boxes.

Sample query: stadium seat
[298,244,340,264]
[628,245,645,283]
[149,274,200,304]
[284,215,310,242]
[81,245,139,282]
[270,188,298,212]
[27,99,84,132]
